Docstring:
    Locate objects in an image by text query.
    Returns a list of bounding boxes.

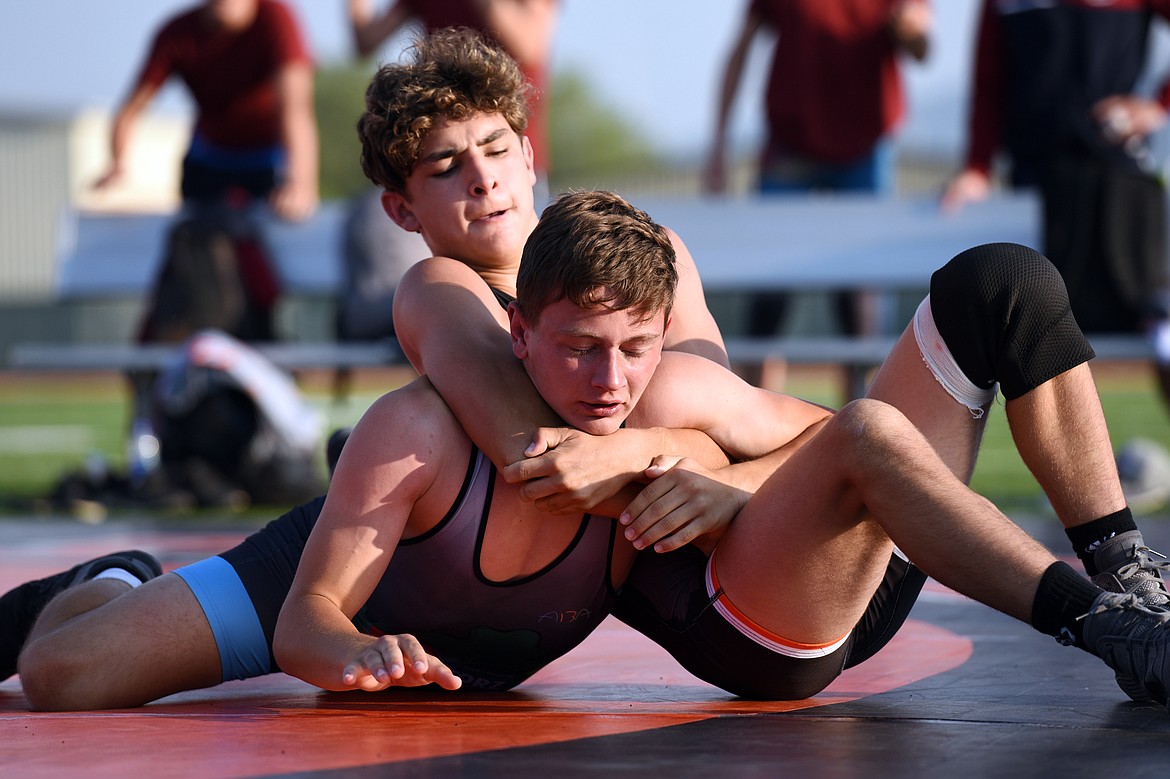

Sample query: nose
[466,154,498,196]
[592,351,624,391]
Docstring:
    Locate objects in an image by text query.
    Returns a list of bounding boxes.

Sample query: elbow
[272,610,295,673]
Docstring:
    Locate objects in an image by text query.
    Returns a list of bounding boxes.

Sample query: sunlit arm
[274,381,459,692]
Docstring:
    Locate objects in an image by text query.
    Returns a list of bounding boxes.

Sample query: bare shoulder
[660,226,729,366]
[341,377,465,474]
[397,255,483,296]
[393,256,512,367]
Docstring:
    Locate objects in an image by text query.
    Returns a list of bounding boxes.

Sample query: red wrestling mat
[0,519,972,777]
[0,619,967,777]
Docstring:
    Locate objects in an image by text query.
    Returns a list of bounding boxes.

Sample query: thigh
[866,325,988,482]
[26,572,222,709]
[712,408,900,649]
[613,547,850,699]
[713,385,968,652]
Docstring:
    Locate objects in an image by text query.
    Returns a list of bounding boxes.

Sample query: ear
[508,301,530,359]
[521,135,537,187]
[381,190,422,234]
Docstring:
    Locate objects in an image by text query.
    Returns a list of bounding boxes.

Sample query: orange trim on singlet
[706,549,851,657]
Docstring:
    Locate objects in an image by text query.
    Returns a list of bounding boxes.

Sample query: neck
[203,0,259,31]
[474,266,519,299]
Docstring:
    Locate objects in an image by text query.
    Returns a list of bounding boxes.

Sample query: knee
[929,242,1093,399]
[826,399,920,468]
[931,243,1070,343]
[934,242,1060,303]
[17,637,97,711]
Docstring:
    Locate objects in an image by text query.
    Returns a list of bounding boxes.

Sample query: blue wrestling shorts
[174,496,324,681]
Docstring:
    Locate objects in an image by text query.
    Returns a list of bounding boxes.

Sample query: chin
[574,417,624,437]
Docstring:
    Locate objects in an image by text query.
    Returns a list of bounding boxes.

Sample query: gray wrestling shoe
[1091,531,1170,702]
[0,550,162,680]
[1081,591,1170,710]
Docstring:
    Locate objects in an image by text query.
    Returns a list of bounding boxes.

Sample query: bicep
[392,258,510,372]
[392,258,559,466]
[638,355,830,461]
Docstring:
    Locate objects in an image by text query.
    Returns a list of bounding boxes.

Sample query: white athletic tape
[91,568,146,588]
[912,297,997,419]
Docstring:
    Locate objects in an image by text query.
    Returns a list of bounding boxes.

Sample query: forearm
[453,343,563,467]
[279,65,319,193]
[106,86,155,178]
[274,594,371,691]
[712,25,752,150]
[107,112,134,177]
[719,415,830,493]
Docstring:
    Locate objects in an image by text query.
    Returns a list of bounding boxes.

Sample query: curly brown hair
[517,190,678,326]
[357,27,531,195]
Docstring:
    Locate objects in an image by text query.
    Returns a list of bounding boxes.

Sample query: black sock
[1065,507,1136,576]
[1031,561,1102,650]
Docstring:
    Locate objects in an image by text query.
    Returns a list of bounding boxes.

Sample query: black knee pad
[929,243,1095,400]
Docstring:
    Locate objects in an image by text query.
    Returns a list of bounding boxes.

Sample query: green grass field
[1,364,1168,517]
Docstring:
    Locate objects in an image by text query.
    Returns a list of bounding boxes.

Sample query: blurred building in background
[0,108,186,353]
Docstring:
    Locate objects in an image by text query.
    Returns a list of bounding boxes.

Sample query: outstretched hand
[341,634,462,692]
[620,457,749,554]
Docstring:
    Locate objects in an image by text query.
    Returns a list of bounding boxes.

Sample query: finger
[524,427,566,457]
[624,494,691,548]
[503,456,556,485]
[372,636,407,679]
[342,648,394,690]
[424,659,463,691]
[533,491,586,514]
[650,519,704,553]
[645,454,682,478]
[395,634,433,677]
[519,475,568,503]
[629,506,694,550]
[341,662,364,687]
[620,478,673,528]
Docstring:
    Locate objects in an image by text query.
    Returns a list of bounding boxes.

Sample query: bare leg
[715,399,1054,645]
[19,574,222,710]
[870,323,1125,528]
[866,327,988,481]
[1003,363,1125,527]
